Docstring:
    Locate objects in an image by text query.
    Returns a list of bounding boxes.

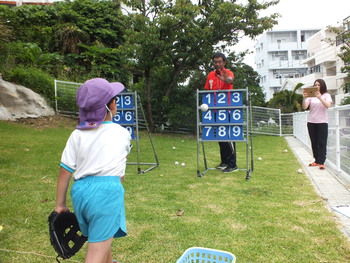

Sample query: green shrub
[340,96,350,105]
[3,66,55,105]
[0,43,11,72]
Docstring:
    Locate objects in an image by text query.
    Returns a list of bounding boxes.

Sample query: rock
[0,79,55,120]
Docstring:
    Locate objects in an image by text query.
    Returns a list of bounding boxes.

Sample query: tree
[56,0,125,48]
[268,83,304,113]
[328,24,350,94]
[121,0,279,131]
[0,20,12,43]
[59,23,90,54]
[337,29,350,96]
[229,56,266,107]
[0,0,128,82]
[0,4,59,52]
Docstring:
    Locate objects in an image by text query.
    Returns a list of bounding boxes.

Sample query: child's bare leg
[106,248,112,263]
[84,237,113,263]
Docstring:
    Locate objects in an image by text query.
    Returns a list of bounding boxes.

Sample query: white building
[254,29,320,101]
[281,16,350,105]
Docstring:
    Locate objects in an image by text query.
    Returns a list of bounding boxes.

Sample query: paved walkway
[285,136,350,240]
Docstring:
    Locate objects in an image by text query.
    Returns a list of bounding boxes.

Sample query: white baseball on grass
[181,162,186,167]
[172,146,176,149]
[297,169,303,174]
[175,161,179,165]
[200,104,209,112]
[284,149,288,152]
[258,157,262,161]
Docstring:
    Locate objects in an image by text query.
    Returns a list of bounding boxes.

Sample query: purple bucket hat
[76,78,125,130]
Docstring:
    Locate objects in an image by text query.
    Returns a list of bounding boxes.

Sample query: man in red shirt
[204,52,237,173]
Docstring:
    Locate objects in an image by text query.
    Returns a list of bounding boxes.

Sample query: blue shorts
[71,176,127,243]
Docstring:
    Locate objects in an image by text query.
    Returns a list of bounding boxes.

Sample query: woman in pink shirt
[302,79,332,170]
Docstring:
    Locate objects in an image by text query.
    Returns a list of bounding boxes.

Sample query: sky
[234,0,350,68]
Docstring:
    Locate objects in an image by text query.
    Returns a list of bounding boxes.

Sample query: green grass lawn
[1,118,350,263]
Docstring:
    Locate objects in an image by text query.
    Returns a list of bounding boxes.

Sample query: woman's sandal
[319,165,325,170]
[309,162,319,167]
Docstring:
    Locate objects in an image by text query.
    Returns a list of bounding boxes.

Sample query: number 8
[218,126,226,137]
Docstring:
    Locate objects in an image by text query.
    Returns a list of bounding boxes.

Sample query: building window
[345,83,350,93]
[292,50,306,60]
[309,65,321,73]
[272,51,288,61]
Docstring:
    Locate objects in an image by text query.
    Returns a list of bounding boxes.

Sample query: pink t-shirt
[306,93,332,123]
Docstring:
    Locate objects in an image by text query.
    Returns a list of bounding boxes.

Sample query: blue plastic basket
[176,247,236,263]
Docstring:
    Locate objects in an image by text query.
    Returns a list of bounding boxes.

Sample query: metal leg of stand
[196,139,201,177]
[202,142,208,170]
[138,95,159,173]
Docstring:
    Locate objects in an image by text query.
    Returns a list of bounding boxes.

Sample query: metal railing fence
[250,106,293,136]
[293,105,350,177]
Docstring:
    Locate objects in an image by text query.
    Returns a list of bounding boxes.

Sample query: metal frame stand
[196,89,254,180]
[124,92,159,174]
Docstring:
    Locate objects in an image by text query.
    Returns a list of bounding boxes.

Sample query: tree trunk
[165,64,181,98]
[144,69,155,132]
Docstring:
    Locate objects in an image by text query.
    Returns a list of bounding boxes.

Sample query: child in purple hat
[54,78,131,263]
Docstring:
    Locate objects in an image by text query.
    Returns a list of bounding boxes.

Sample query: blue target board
[229,109,243,123]
[202,110,215,124]
[201,126,215,140]
[199,90,245,142]
[202,93,215,106]
[216,92,229,107]
[197,88,252,179]
[216,109,229,123]
[113,94,136,140]
[230,125,244,140]
[122,95,134,109]
[124,126,135,139]
[230,91,243,106]
[216,125,230,140]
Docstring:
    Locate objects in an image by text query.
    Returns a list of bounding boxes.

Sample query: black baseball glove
[48,210,87,261]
